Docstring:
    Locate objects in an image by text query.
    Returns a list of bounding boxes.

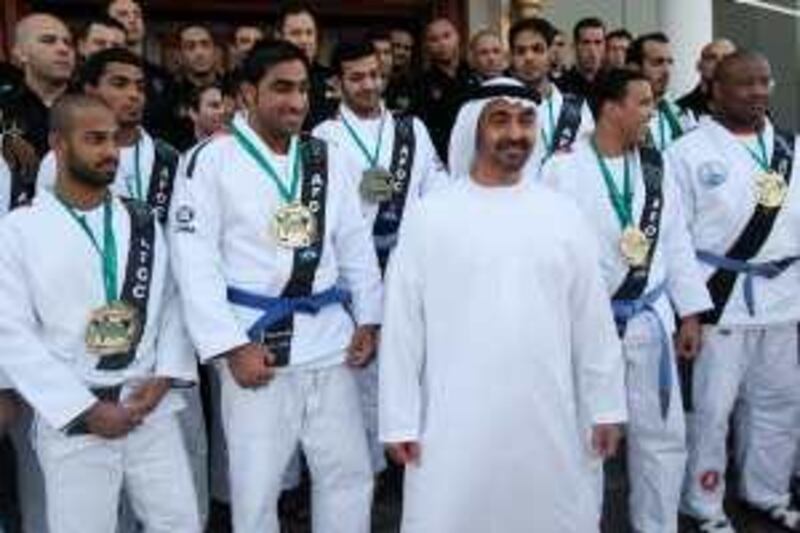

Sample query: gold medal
[85,301,139,357]
[756,171,787,208]
[619,226,651,267]
[273,202,317,248]
[359,168,394,203]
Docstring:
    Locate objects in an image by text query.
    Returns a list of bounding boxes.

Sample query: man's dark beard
[67,152,116,189]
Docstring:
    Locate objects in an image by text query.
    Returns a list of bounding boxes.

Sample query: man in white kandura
[313,40,448,473]
[169,40,382,533]
[542,68,711,533]
[0,94,200,533]
[668,51,800,533]
[379,77,628,533]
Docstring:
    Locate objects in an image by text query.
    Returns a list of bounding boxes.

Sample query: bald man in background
[677,38,736,119]
[1,14,74,158]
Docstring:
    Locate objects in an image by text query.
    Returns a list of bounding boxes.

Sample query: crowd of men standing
[0,1,798,532]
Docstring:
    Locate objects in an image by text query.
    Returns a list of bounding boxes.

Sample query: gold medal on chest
[85,301,139,356]
[273,202,317,249]
[360,167,394,203]
[755,170,787,208]
[619,226,651,267]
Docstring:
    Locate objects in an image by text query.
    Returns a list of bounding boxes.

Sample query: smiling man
[169,40,382,533]
[379,78,627,533]
[668,51,800,533]
[38,48,181,225]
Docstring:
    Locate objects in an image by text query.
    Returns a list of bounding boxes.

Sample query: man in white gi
[379,77,627,533]
[667,51,800,532]
[627,33,695,152]
[313,40,448,474]
[507,17,594,174]
[38,47,181,225]
[38,46,207,527]
[0,94,200,533]
[169,40,382,533]
[541,68,712,533]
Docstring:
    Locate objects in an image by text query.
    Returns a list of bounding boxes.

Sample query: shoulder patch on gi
[697,160,727,188]
[173,204,196,233]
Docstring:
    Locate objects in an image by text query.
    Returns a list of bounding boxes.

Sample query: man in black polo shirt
[557,17,606,100]
[1,14,74,159]
[275,0,338,130]
[413,17,478,162]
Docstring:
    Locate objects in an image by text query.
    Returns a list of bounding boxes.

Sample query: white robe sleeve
[330,156,383,326]
[413,119,450,195]
[661,161,712,317]
[168,146,250,362]
[378,206,426,443]
[154,243,198,384]
[0,221,96,429]
[566,208,628,426]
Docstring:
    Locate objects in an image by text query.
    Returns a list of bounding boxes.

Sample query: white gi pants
[624,332,687,533]
[683,324,800,520]
[218,359,373,533]
[34,412,201,533]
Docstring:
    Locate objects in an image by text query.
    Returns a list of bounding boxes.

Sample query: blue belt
[696,250,800,316]
[226,286,351,341]
[612,282,672,420]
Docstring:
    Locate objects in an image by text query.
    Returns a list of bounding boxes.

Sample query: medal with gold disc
[591,138,651,268]
[341,109,395,203]
[232,125,317,249]
[56,194,140,357]
[743,130,788,209]
[755,170,787,208]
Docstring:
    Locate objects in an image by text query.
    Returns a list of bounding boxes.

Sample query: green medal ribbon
[742,131,771,172]
[540,95,557,154]
[57,194,119,303]
[591,137,633,229]
[657,100,683,151]
[231,124,301,204]
[341,111,387,169]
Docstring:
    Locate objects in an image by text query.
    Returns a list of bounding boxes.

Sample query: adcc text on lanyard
[231,125,302,207]
[57,194,119,303]
[341,110,387,169]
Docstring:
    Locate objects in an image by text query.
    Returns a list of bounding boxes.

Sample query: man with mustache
[379,77,627,532]
[0,93,200,533]
[38,48,181,226]
[542,68,710,533]
[627,33,696,152]
[169,40,382,533]
[313,40,448,476]
[667,51,800,533]
[36,47,207,529]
